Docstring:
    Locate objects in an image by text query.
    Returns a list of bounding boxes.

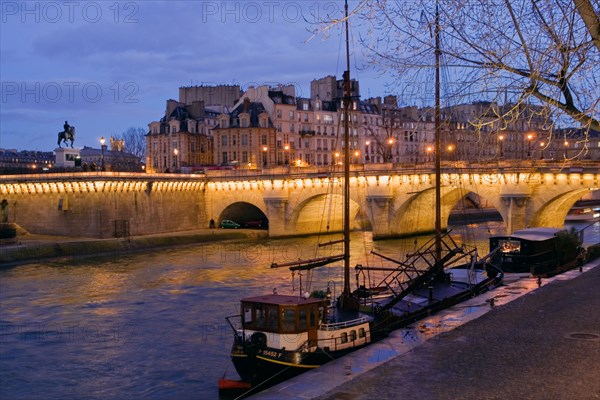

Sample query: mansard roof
[269,90,296,105]
[217,101,275,129]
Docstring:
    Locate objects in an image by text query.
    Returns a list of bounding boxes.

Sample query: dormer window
[241,116,249,128]
[220,116,229,129]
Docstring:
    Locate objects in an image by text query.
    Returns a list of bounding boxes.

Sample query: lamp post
[173,148,178,172]
[563,139,569,159]
[262,146,268,168]
[539,141,545,160]
[284,144,290,167]
[426,145,433,163]
[100,136,106,171]
[365,140,370,162]
[387,137,394,162]
[526,133,534,158]
[498,134,504,158]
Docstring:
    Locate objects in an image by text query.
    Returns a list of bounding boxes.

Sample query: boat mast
[340,0,355,309]
[434,1,442,262]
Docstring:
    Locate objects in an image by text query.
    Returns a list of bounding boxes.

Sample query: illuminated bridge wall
[1,166,598,239]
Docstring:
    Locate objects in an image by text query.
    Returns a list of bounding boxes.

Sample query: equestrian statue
[58,120,75,148]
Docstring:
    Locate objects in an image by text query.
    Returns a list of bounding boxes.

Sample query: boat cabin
[489,228,566,273]
[241,294,326,335]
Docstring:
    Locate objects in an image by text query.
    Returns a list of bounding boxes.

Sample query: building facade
[146,81,597,172]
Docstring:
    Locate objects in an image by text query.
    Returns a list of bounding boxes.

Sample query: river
[1,221,598,399]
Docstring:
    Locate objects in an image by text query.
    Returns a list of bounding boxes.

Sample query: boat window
[499,239,521,253]
[267,306,278,331]
[340,332,348,344]
[350,330,357,341]
[282,307,296,333]
[243,305,253,327]
[358,327,366,338]
[255,304,266,329]
[298,306,307,330]
[310,306,319,327]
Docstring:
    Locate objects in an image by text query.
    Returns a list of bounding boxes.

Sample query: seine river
[1,221,598,400]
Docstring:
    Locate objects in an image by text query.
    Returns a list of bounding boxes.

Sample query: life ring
[250,332,267,349]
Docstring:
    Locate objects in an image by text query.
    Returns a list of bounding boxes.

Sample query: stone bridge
[1,163,598,239]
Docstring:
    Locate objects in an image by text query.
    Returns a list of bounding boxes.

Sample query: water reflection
[0,221,597,399]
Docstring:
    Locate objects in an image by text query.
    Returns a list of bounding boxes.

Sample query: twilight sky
[0,1,394,152]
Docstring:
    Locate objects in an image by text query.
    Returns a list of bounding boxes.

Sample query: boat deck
[370,269,490,316]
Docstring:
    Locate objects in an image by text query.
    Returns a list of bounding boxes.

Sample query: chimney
[243,97,250,113]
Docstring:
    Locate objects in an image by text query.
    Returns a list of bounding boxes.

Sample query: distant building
[146,95,221,173]
[80,146,141,172]
[213,97,277,168]
[0,149,54,174]
[147,79,595,171]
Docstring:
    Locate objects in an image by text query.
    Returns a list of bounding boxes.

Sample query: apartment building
[146,80,595,172]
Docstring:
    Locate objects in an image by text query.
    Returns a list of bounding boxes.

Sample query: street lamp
[539,141,545,159]
[365,140,370,162]
[173,148,178,171]
[526,133,534,157]
[262,146,268,167]
[387,137,394,161]
[99,136,106,171]
[284,144,290,166]
[563,139,569,159]
[426,145,433,163]
[498,134,505,158]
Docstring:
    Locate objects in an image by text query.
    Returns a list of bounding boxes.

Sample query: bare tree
[342,0,599,152]
[117,127,147,160]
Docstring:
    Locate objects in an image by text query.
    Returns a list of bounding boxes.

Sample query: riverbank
[0,227,269,266]
[254,259,600,399]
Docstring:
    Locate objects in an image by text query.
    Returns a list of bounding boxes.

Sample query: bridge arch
[390,186,505,237]
[529,189,593,228]
[290,193,362,235]
[218,201,268,228]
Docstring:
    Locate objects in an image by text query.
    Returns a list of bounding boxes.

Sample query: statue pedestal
[54,147,81,167]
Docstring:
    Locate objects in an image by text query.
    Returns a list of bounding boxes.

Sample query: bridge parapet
[1,163,598,239]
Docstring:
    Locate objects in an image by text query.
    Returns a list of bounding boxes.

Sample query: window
[276,109,282,118]
[241,134,248,145]
[340,332,348,344]
[298,307,307,330]
[282,308,295,332]
[302,103,309,111]
[350,330,357,341]
[242,151,248,163]
[289,111,294,120]
[221,135,228,146]
[243,305,253,327]
[358,327,366,338]
[262,135,267,145]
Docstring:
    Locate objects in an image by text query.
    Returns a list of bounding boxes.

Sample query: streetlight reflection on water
[0,220,596,399]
